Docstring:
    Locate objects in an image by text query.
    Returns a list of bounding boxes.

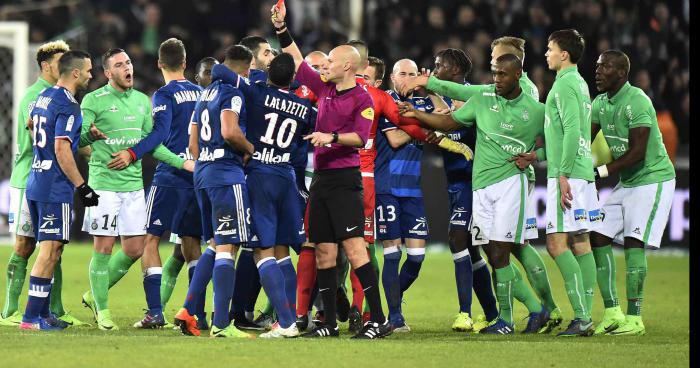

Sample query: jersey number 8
[200,109,212,141]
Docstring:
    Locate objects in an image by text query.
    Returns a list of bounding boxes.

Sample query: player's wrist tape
[274,22,287,32]
[595,164,609,179]
[277,28,294,48]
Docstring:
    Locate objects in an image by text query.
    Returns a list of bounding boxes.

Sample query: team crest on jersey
[91,219,99,230]
[522,109,529,121]
[109,105,119,113]
[138,105,146,115]
[22,222,31,232]
[361,107,374,120]
[625,105,633,120]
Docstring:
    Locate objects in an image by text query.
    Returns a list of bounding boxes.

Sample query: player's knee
[123,246,144,260]
[13,236,36,259]
[449,230,469,254]
[590,232,611,248]
[623,237,645,250]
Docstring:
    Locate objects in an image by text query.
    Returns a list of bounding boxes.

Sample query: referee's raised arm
[268,0,389,340]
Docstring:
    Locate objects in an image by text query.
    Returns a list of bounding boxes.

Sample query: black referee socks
[317,267,338,328]
[354,263,386,324]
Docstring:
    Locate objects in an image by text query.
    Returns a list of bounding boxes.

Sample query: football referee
[272,2,390,339]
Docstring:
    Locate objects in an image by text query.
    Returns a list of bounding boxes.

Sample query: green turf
[0,244,688,367]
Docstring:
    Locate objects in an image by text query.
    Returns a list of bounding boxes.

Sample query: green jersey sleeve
[426,76,484,102]
[626,97,653,128]
[591,97,601,125]
[451,96,477,127]
[79,93,98,147]
[555,85,582,177]
[140,104,185,169]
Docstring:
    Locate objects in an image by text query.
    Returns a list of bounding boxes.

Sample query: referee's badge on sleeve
[361,107,374,120]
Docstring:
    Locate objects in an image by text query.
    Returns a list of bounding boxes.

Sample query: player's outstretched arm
[398,101,462,132]
[127,91,173,161]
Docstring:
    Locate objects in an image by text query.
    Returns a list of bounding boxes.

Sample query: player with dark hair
[1,40,88,327]
[399,54,546,334]
[19,50,98,330]
[79,48,191,331]
[586,50,675,336]
[195,57,218,88]
[121,38,204,329]
[174,45,254,338]
[516,29,598,337]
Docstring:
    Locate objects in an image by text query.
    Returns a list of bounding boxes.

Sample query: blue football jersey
[374,117,395,195]
[192,66,248,189]
[249,69,267,84]
[149,80,202,188]
[26,86,83,203]
[442,95,475,191]
[211,65,317,180]
[386,90,434,198]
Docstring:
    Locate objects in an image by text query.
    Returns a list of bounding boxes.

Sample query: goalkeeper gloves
[77,183,100,207]
[438,137,474,161]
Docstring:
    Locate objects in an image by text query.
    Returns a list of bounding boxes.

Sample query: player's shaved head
[492,54,523,98]
[392,59,418,75]
[346,40,369,69]
[304,51,327,71]
[600,49,630,77]
[325,45,361,83]
[59,50,91,76]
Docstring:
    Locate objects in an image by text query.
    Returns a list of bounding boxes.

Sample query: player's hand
[433,107,451,115]
[182,159,195,172]
[398,75,429,96]
[559,175,573,210]
[77,183,100,207]
[299,188,310,202]
[303,132,334,147]
[426,131,444,144]
[397,101,417,118]
[89,122,108,141]
[243,152,252,166]
[26,117,33,132]
[271,0,286,26]
[509,151,536,170]
[107,150,134,170]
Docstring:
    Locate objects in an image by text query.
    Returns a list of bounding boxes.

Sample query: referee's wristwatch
[331,131,339,144]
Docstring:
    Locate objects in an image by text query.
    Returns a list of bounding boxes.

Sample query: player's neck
[162,70,186,84]
[40,72,57,85]
[56,79,76,96]
[109,80,128,93]
[606,79,627,99]
[502,85,522,100]
[335,74,357,91]
[556,61,576,73]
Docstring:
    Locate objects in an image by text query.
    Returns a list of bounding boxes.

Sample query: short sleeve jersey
[191,67,248,188]
[452,85,544,190]
[591,82,675,187]
[26,86,83,203]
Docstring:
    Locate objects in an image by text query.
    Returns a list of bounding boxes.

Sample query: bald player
[272,2,390,339]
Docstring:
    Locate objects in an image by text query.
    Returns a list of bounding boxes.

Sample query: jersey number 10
[261,112,297,149]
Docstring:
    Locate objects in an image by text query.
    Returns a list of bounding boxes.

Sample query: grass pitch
[0,244,689,368]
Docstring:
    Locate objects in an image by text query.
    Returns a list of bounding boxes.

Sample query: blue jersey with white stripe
[442,94,475,190]
[386,90,433,198]
[192,65,247,188]
[26,86,83,203]
[150,80,202,188]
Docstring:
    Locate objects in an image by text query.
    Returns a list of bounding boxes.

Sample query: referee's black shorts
[308,167,364,244]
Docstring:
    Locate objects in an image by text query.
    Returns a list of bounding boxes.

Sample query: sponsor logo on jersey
[505,232,513,239]
[65,115,75,131]
[252,147,291,164]
[574,209,587,222]
[152,219,162,226]
[633,227,641,235]
[31,157,53,171]
[547,222,554,229]
[8,213,14,224]
[109,104,119,113]
[450,207,468,226]
[105,137,141,146]
[489,104,499,113]
[152,105,167,115]
[198,147,226,162]
[499,121,514,131]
